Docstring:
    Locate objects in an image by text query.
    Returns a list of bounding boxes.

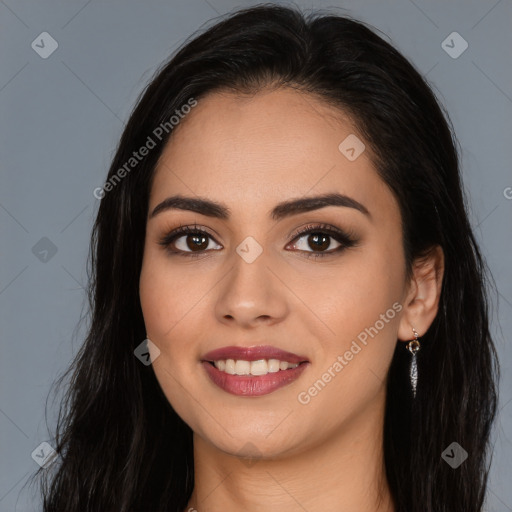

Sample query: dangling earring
[406,327,421,398]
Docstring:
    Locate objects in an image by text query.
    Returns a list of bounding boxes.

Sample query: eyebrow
[150,192,370,221]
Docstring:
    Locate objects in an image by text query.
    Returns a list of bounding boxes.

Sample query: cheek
[139,248,213,368]
[140,245,187,328]
[139,250,188,347]
[305,245,404,347]
[139,253,201,410]
[300,238,405,403]
[139,260,168,338]
[139,268,221,441]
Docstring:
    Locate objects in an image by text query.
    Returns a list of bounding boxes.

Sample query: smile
[201,359,309,396]
[210,358,300,375]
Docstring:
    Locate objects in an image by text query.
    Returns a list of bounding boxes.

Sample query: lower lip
[201,361,310,396]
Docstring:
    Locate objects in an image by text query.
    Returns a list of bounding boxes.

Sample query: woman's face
[139,87,409,459]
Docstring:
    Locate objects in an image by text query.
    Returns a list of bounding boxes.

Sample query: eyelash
[158,222,358,260]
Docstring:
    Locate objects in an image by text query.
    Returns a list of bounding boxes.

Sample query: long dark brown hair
[29,4,499,511]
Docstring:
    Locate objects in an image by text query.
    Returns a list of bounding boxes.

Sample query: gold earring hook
[406,326,421,354]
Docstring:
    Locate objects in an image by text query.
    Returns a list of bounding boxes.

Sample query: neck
[184,387,394,512]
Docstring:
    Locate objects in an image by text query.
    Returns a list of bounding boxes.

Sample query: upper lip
[201,345,309,364]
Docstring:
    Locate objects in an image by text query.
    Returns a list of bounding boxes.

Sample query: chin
[199,423,307,460]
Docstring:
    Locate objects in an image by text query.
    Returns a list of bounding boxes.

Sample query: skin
[139,87,444,512]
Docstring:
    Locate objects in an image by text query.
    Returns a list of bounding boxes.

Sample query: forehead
[149,87,392,220]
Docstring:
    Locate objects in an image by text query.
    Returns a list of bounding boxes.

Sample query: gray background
[1,0,511,510]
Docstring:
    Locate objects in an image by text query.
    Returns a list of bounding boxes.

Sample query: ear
[397,245,445,341]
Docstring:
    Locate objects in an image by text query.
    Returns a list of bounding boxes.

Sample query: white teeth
[224,359,236,375]
[267,359,281,373]
[250,359,268,376]
[213,358,300,376]
[235,360,250,375]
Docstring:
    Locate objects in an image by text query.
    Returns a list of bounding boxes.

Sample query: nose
[214,250,289,329]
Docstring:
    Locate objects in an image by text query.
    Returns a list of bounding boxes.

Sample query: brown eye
[158,226,222,256]
[287,223,358,259]
[159,223,358,259]
[180,233,209,252]
[291,232,341,253]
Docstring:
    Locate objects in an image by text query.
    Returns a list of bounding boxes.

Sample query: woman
[33,4,499,511]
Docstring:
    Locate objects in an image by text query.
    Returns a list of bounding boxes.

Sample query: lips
[201,360,309,396]
[200,344,310,396]
[201,345,309,364]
